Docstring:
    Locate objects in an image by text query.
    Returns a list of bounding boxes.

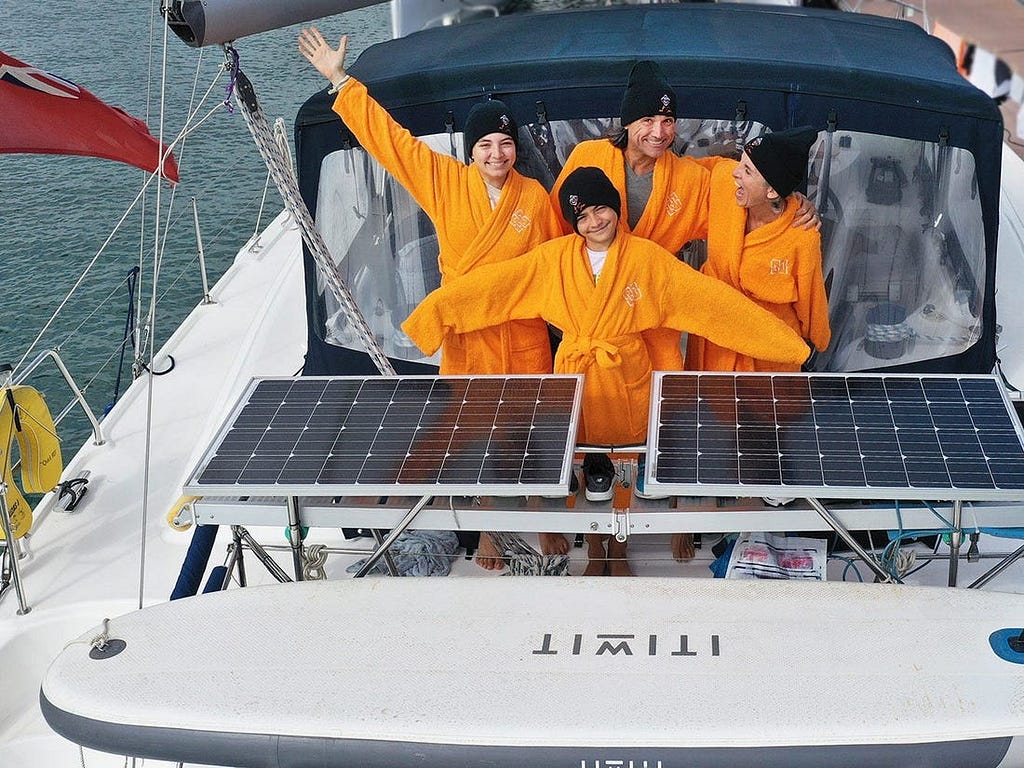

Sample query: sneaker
[583,453,615,502]
[542,469,579,499]
[634,457,669,500]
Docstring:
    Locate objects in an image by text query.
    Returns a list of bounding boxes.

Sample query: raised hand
[298,26,348,85]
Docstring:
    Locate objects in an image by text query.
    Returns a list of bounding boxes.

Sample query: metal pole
[286,496,304,581]
[231,525,248,587]
[12,349,105,445]
[968,543,1024,590]
[948,500,963,587]
[370,529,401,577]
[234,526,292,583]
[0,486,30,614]
[191,198,213,305]
[807,497,895,583]
[354,495,433,578]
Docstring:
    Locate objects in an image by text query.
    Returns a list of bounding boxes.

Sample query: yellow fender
[1,385,63,540]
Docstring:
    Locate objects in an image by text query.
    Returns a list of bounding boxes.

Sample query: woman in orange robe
[686,127,831,373]
[299,27,566,568]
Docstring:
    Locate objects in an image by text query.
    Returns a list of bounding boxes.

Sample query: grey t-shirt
[624,160,654,230]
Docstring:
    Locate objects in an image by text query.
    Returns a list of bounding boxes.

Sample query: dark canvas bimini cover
[295,3,1003,376]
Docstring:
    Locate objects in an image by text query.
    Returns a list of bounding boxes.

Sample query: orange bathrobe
[686,160,831,372]
[551,139,713,371]
[333,78,562,374]
[402,230,809,446]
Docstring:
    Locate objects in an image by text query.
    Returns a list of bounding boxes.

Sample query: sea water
[0,0,390,448]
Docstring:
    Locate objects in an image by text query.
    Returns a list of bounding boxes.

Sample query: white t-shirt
[484,181,502,209]
[587,247,608,282]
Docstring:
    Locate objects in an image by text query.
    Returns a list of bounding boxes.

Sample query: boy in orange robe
[686,127,831,373]
[403,167,810,576]
[299,27,567,568]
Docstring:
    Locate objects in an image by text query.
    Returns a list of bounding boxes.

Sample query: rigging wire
[12,167,170,375]
[9,70,235,377]
[227,45,396,375]
[136,0,171,615]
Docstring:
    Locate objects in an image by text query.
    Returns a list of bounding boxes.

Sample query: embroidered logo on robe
[623,281,643,307]
[568,194,585,216]
[510,208,531,233]
[769,258,791,275]
[666,191,682,217]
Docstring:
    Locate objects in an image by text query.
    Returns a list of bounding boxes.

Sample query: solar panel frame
[645,372,1024,502]
[184,375,584,498]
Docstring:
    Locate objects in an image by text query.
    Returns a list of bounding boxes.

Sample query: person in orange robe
[299,27,567,569]
[403,167,810,576]
[686,126,831,373]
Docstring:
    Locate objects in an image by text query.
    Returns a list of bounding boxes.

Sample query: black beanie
[745,126,818,198]
[463,99,519,160]
[558,167,622,233]
[619,60,677,127]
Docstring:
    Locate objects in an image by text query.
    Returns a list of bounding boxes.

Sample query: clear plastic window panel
[807,131,985,371]
[313,118,764,365]
[313,121,986,371]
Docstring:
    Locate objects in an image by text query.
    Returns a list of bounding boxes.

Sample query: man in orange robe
[403,167,810,575]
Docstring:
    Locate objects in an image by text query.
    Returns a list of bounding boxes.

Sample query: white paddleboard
[41,577,1024,768]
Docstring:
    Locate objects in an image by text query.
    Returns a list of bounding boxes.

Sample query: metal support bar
[807,497,896,583]
[231,525,248,587]
[191,198,214,305]
[354,495,433,578]
[612,506,630,543]
[11,349,104,445]
[968,542,1024,589]
[233,526,292,583]
[948,500,963,587]
[0,486,30,614]
[370,529,400,577]
[286,496,304,581]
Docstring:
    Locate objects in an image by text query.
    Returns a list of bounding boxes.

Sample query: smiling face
[732,152,778,209]
[575,204,619,251]
[471,132,517,188]
[624,115,676,170]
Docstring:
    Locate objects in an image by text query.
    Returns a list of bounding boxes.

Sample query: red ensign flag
[0,50,179,183]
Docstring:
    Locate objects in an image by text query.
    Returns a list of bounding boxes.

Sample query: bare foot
[606,538,633,577]
[582,534,607,576]
[671,533,695,562]
[474,532,505,571]
[539,532,570,556]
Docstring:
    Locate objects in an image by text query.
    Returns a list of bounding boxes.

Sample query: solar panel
[646,373,1024,501]
[185,375,583,497]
